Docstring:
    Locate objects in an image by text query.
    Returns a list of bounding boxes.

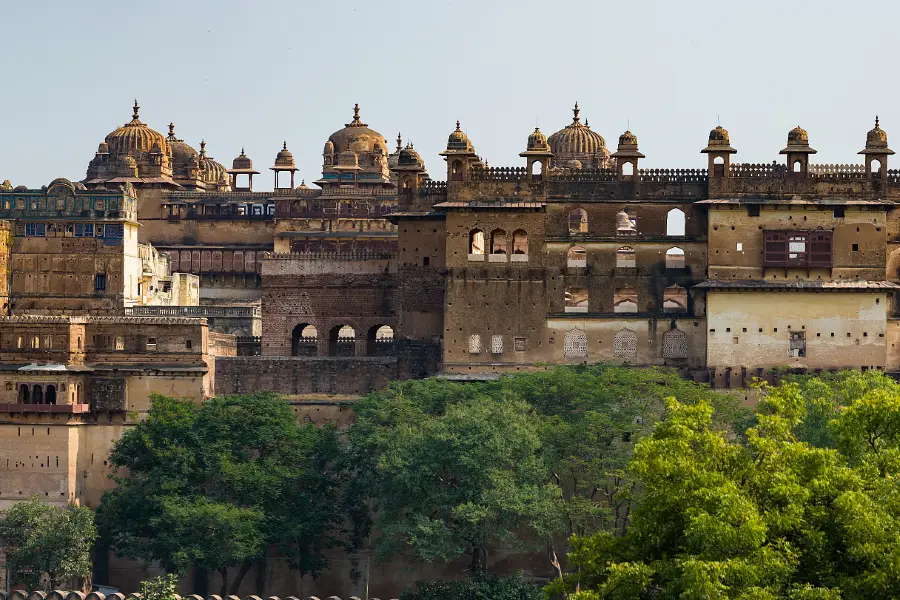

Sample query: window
[31,336,39,349]
[851,243,859,252]
[568,208,588,234]
[616,209,637,234]
[616,246,636,268]
[789,331,806,358]
[614,288,638,313]
[613,328,638,359]
[115,336,124,350]
[512,230,528,255]
[469,229,485,256]
[663,285,687,313]
[74,223,95,237]
[666,208,685,236]
[468,334,482,354]
[764,230,832,267]
[186,339,193,350]
[146,337,157,351]
[24,223,46,237]
[490,229,507,254]
[747,205,760,217]
[95,224,105,237]
[563,329,588,358]
[662,328,688,359]
[834,207,845,218]
[514,336,526,352]
[665,247,685,269]
[17,336,23,349]
[565,287,589,313]
[491,335,504,354]
[95,273,107,291]
[567,246,587,268]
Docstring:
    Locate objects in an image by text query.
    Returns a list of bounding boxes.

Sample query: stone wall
[215,357,397,396]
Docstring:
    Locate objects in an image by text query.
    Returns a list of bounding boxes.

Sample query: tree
[550,380,900,600]
[0,497,97,589]
[140,574,180,600]
[97,393,352,594]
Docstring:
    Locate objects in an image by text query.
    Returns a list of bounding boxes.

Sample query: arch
[871,158,882,173]
[614,288,638,313]
[567,245,587,267]
[45,384,57,405]
[18,384,29,403]
[621,161,634,176]
[793,160,802,173]
[565,287,589,312]
[367,325,395,356]
[490,229,508,254]
[713,156,725,165]
[616,246,636,268]
[450,159,463,181]
[663,285,688,313]
[531,160,543,176]
[469,229,485,255]
[512,230,528,255]
[328,324,356,357]
[665,246,685,269]
[33,384,43,404]
[666,208,686,236]
[613,328,638,359]
[662,328,688,359]
[31,336,39,349]
[616,208,637,234]
[563,329,588,359]
[291,323,318,357]
[568,208,588,234]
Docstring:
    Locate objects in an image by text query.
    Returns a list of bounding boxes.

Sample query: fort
[3,99,900,592]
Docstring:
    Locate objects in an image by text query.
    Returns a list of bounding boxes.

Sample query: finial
[585,119,589,128]
[301,179,305,185]
[283,141,288,150]
[876,115,880,128]
[353,103,360,123]
[573,102,580,122]
[396,132,402,152]
[455,120,461,132]
[168,122,175,136]
[200,139,206,158]
[241,147,245,156]
[132,99,140,120]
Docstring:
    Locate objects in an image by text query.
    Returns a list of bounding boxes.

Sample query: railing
[124,306,261,318]
[551,168,618,182]
[0,403,91,413]
[638,168,708,183]
[470,166,528,181]
[264,250,394,260]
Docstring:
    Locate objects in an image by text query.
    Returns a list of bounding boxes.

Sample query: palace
[2,100,900,577]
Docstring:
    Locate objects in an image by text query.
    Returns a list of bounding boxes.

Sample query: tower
[701,125,737,178]
[439,121,478,182]
[780,126,816,177]
[271,142,298,189]
[519,127,553,181]
[859,116,894,180]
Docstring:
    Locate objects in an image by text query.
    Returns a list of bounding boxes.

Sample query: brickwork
[215,356,397,395]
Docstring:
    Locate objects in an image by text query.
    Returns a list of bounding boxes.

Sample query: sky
[1,0,898,189]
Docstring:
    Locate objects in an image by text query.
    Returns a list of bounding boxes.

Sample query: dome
[198,141,229,184]
[547,103,607,164]
[702,125,737,154]
[612,129,645,159]
[780,125,817,154]
[105,100,168,156]
[867,116,888,148]
[448,121,470,148]
[618,130,638,147]
[324,140,335,155]
[273,142,296,169]
[326,104,389,156]
[527,127,549,151]
[398,144,423,167]
[97,142,109,154]
[230,149,257,172]
[337,150,360,168]
[166,123,200,167]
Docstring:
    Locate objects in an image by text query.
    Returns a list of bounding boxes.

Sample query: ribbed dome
[708,125,730,145]
[198,141,228,184]
[527,127,549,151]
[867,116,888,148]
[327,104,388,156]
[232,149,254,170]
[166,123,200,167]
[448,120,470,148]
[105,100,168,156]
[398,144,423,167]
[337,150,359,168]
[618,130,638,147]
[547,103,607,161]
[787,125,809,146]
[274,142,296,168]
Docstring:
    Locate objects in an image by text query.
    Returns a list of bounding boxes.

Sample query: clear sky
[1,0,897,189]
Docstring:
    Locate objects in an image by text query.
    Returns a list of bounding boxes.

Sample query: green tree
[0,497,97,590]
[140,574,180,600]
[399,572,541,600]
[97,393,352,594]
[551,380,900,599]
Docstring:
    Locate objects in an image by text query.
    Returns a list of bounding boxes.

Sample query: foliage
[97,392,352,594]
[399,572,542,600]
[351,365,748,571]
[0,497,97,589]
[550,379,900,599]
[140,574,180,600]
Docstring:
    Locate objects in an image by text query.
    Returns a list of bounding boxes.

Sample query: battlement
[0,315,208,326]
[0,592,398,600]
[264,251,394,261]
[0,179,137,222]
[125,306,260,318]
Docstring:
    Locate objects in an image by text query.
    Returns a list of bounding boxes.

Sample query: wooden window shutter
[764,231,788,266]
[809,231,833,267]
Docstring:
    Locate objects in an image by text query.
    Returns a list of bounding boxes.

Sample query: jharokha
[2,99,900,585]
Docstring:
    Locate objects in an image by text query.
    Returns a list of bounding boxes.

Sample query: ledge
[0,403,91,413]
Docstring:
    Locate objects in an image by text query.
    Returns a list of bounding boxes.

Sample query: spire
[200,139,207,158]
[876,115,881,128]
[396,132,402,152]
[455,120,461,131]
[132,99,140,121]
[346,103,367,127]
[353,103,360,123]
[283,141,288,150]
[573,102,580,123]
[168,122,175,136]
[585,119,590,128]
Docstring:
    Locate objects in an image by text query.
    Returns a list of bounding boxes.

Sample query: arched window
[45,385,57,405]
[563,329,588,359]
[490,229,508,254]
[292,323,318,357]
[31,336,39,349]
[665,247,685,269]
[451,160,463,181]
[531,160,543,176]
[567,245,587,268]
[793,160,802,173]
[871,158,882,173]
[666,208,686,236]
[17,336,23,349]
[565,287,589,313]
[614,288,638,313]
[568,208,588,234]
[329,325,356,357]
[662,328,688,359]
[616,209,637,234]
[512,230,528,255]
[616,246,636,268]
[613,328,638,359]
[18,384,29,404]
[663,285,687,313]
[469,229,485,256]
[367,325,395,356]
[33,384,43,404]
[621,161,634,176]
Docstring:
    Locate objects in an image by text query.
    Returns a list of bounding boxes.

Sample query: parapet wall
[215,356,397,395]
[0,592,398,600]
